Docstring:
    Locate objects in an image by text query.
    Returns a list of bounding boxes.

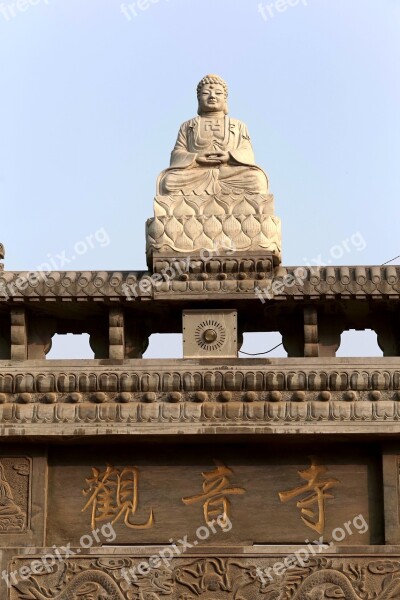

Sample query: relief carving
[9,556,400,600]
[0,457,31,533]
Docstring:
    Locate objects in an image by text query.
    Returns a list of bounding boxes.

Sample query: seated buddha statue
[157,74,269,196]
[0,461,25,529]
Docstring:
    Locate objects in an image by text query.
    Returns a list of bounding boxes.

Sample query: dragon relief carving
[9,557,400,600]
[11,558,173,600]
[256,558,400,600]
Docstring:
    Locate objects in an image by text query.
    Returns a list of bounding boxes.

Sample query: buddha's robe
[0,475,24,529]
[0,497,22,516]
[157,116,269,195]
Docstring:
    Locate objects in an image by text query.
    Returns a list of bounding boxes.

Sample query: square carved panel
[183,309,237,358]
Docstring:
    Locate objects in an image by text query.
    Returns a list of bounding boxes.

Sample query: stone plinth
[146,192,282,269]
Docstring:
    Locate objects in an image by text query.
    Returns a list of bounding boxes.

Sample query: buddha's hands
[196,151,230,166]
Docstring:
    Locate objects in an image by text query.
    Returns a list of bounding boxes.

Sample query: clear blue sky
[1,0,399,358]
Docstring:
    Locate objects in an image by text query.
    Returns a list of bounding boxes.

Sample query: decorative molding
[0,266,399,300]
[2,398,400,428]
[0,361,400,430]
[0,360,399,394]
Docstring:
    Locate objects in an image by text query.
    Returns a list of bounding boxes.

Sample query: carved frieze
[7,555,400,599]
[2,399,400,434]
[0,361,399,396]
[0,362,400,431]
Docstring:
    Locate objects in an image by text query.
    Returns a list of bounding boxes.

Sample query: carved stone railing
[1,266,399,360]
[0,268,398,360]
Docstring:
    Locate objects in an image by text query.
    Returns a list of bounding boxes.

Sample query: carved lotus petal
[263,216,278,239]
[231,231,251,249]
[183,216,203,240]
[164,217,183,240]
[175,232,194,251]
[173,198,196,217]
[201,196,227,216]
[254,194,274,215]
[256,236,278,250]
[252,231,271,248]
[147,218,165,241]
[242,215,262,238]
[214,232,233,249]
[193,232,214,250]
[153,197,168,217]
[203,215,223,237]
[222,215,242,237]
[232,197,256,215]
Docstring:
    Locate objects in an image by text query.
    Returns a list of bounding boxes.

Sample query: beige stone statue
[157,74,269,196]
[147,74,281,263]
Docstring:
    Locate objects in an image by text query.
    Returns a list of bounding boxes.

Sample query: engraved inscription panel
[47,444,381,546]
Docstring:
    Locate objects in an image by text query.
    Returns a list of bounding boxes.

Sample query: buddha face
[198,83,227,114]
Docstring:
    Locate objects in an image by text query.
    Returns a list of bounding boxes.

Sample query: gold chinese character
[82,464,154,530]
[182,460,245,526]
[278,456,340,534]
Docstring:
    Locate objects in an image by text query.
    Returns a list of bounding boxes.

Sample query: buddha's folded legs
[219,165,268,194]
[159,167,218,195]
[159,165,269,196]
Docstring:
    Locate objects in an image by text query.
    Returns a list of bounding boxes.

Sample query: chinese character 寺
[182,460,245,527]
[278,457,340,534]
[82,464,154,530]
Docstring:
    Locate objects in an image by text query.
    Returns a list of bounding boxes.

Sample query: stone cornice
[1,359,400,435]
[0,266,399,302]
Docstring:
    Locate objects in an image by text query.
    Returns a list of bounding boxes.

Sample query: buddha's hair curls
[196,74,228,98]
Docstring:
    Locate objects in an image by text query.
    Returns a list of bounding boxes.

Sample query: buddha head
[197,74,229,115]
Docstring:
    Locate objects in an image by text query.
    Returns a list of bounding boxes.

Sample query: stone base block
[146,213,281,266]
[146,192,281,269]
